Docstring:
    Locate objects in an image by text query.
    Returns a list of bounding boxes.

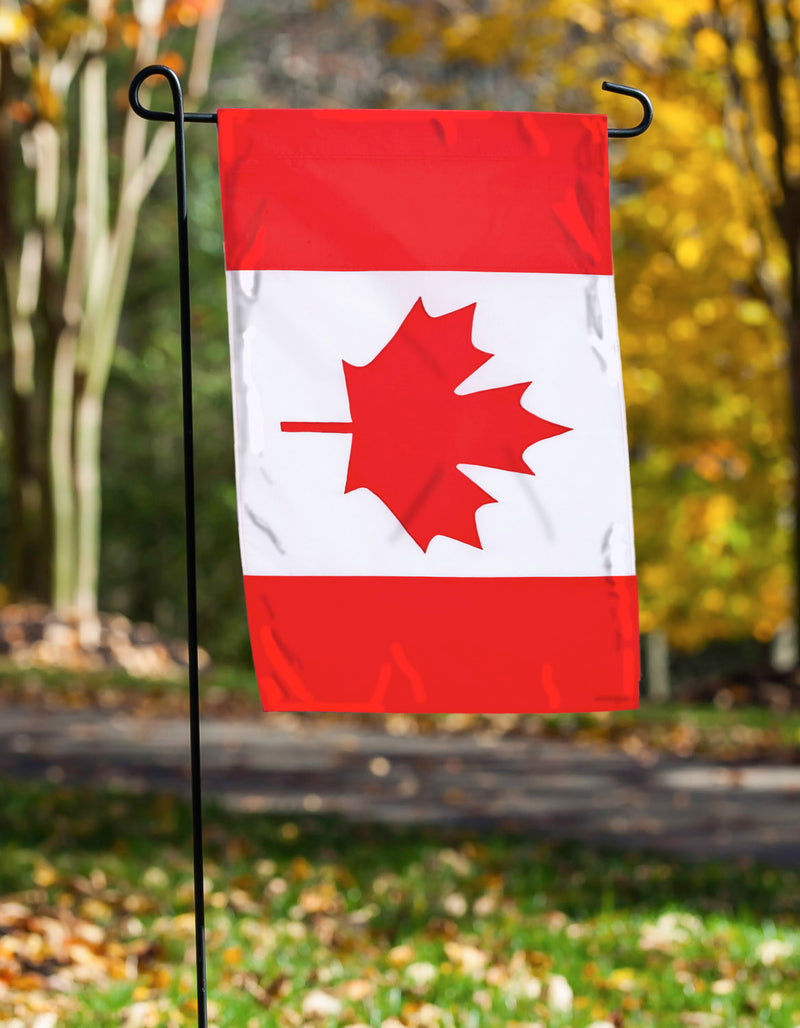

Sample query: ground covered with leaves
[1,779,798,1028]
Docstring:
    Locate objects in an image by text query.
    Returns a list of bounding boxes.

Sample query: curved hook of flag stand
[602,81,654,138]
[128,62,653,1028]
[129,65,218,123]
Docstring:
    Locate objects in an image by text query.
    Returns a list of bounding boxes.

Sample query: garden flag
[217,108,640,713]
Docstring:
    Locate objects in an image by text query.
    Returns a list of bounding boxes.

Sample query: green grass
[0,660,261,715]
[1,778,799,1027]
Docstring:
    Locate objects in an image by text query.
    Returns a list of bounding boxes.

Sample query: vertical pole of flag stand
[127,66,652,1028]
[129,65,217,1028]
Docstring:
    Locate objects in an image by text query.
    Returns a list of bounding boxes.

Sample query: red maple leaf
[282,298,571,550]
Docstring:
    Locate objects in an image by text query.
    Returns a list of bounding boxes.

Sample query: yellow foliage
[0,8,29,44]
[674,237,704,270]
[704,494,737,534]
[694,27,727,66]
[702,588,726,613]
[786,143,800,176]
[732,40,761,79]
[737,299,770,326]
[568,2,603,32]
[693,299,720,325]
[31,66,62,122]
[388,27,429,57]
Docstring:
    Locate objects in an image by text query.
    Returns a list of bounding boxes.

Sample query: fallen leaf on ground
[301,988,342,1018]
[546,973,574,1013]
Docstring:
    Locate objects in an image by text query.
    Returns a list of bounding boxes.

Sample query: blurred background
[1,2,800,1027]
[2,0,800,686]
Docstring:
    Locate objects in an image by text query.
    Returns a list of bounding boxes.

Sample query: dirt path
[2,704,799,865]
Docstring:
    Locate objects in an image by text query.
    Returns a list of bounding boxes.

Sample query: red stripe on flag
[217,109,612,274]
[243,575,639,713]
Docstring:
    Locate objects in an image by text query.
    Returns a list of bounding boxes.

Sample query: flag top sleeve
[217,109,612,275]
[217,107,640,714]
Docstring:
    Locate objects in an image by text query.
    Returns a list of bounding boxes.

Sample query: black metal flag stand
[128,65,653,1028]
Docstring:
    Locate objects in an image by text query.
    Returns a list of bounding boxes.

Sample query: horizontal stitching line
[226,155,603,163]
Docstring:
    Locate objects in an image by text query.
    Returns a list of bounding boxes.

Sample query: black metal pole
[129,65,214,1028]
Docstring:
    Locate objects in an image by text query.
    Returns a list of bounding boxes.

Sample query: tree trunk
[50,327,78,608]
[1,177,53,600]
[2,264,47,599]
[7,370,50,600]
[73,213,145,617]
[74,387,104,615]
[1,91,45,598]
[70,50,112,618]
[785,277,800,649]
[645,629,671,702]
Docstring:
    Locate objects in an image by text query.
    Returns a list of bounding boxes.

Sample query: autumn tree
[347,0,796,653]
[0,0,221,618]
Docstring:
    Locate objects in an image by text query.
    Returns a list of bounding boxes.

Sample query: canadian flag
[217,108,639,713]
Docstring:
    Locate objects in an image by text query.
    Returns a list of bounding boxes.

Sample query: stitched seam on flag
[228,271,618,277]
[228,268,618,276]
[228,155,606,162]
[248,575,637,583]
[226,271,617,276]
[243,575,639,582]
[229,268,616,273]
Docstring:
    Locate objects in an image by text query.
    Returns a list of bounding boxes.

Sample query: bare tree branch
[714,0,779,199]
[752,0,788,194]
